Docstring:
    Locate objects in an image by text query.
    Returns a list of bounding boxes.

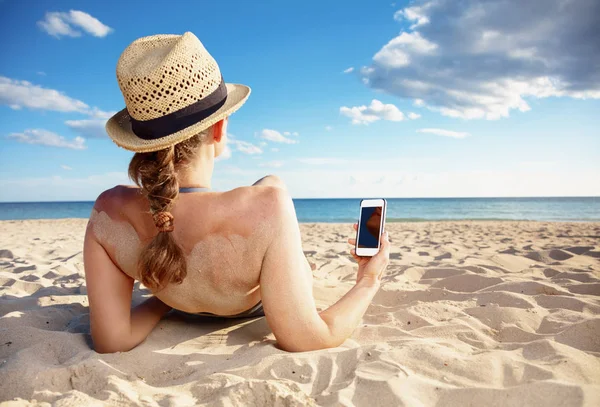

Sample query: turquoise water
[0,197,598,222]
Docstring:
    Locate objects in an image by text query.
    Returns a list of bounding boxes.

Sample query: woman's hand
[348,223,390,286]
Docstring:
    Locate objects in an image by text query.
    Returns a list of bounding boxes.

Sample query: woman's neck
[176,153,214,189]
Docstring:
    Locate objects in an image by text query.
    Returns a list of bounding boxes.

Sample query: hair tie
[153,211,174,233]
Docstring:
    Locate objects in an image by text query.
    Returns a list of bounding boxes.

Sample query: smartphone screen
[357,206,383,248]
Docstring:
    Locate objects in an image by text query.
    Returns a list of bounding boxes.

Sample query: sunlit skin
[83,117,390,353]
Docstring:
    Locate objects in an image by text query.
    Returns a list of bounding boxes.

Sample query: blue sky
[0,0,598,202]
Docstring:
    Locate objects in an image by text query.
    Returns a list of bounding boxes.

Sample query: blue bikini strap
[178,187,211,193]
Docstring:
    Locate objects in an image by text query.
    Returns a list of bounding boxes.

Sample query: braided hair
[128,131,209,291]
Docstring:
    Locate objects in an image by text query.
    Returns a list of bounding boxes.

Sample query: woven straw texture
[106,32,250,153]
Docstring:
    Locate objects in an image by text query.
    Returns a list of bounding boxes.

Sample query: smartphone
[355,198,387,257]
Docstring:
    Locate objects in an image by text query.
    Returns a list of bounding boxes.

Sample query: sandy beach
[1,219,599,406]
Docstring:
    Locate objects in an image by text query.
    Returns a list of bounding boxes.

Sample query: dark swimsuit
[178,186,265,318]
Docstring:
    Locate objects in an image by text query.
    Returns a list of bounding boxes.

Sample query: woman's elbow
[92,335,138,354]
[93,341,131,354]
[276,333,343,353]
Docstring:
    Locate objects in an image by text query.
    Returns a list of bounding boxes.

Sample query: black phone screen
[358,206,383,248]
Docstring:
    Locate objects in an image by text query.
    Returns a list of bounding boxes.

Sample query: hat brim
[106,83,250,153]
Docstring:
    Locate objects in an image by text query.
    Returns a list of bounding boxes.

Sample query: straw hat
[106,32,250,153]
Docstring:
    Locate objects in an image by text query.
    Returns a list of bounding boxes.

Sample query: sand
[1,219,599,406]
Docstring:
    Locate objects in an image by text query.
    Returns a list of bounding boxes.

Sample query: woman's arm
[83,194,172,353]
[259,187,389,352]
[130,295,173,345]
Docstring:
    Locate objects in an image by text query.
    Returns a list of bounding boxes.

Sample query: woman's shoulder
[89,185,146,228]
[94,185,143,207]
[97,184,288,205]
[90,184,291,233]
[219,185,291,214]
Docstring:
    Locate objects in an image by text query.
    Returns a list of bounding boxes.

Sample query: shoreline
[1,196,598,223]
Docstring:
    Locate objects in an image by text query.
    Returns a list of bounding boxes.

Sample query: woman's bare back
[85,177,386,353]
[89,184,275,314]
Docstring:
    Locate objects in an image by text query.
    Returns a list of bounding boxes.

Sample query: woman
[83,32,390,354]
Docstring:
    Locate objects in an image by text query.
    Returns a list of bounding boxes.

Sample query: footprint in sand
[13,265,37,273]
[0,249,14,259]
[421,268,464,279]
[42,271,61,279]
[584,251,600,259]
[499,247,519,255]
[434,252,452,261]
[482,281,566,296]
[543,269,560,278]
[551,271,597,283]
[2,279,44,295]
[431,274,503,293]
[564,246,594,255]
[555,319,600,353]
[565,283,600,296]
[525,249,574,263]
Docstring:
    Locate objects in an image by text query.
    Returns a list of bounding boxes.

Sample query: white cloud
[3,168,599,202]
[343,67,354,74]
[87,107,115,119]
[259,161,284,168]
[340,99,405,125]
[65,119,107,138]
[298,158,349,165]
[417,128,470,139]
[518,161,557,170]
[259,141,267,147]
[218,165,246,175]
[61,165,72,170]
[7,129,86,150]
[283,131,291,136]
[408,112,421,119]
[394,3,432,29]
[0,76,89,113]
[269,169,600,198]
[215,145,232,162]
[37,12,80,38]
[0,76,116,126]
[325,125,333,131]
[271,148,279,152]
[230,139,263,154]
[373,32,437,68]
[362,0,600,120]
[292,132,299,136]
[0,172,130,202]
[259,129,298,144]
[38,10,113,38]
[68,10,113,37]
[37,71,46,76]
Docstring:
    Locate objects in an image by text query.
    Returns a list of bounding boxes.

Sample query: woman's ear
[213,118,228,143]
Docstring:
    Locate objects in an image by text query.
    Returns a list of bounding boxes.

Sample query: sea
[0,197,599,223]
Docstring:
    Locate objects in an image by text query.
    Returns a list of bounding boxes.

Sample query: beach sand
[1,220,599,406]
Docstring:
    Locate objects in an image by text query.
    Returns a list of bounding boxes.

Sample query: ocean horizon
[1,196,599,223]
